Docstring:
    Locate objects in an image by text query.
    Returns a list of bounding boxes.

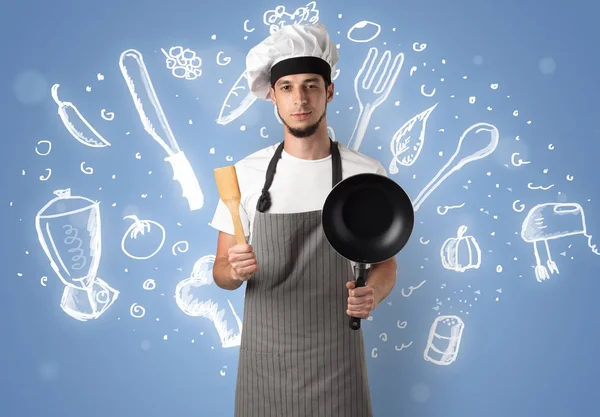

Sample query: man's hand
[228,244,258,281]
[346,280,377,319]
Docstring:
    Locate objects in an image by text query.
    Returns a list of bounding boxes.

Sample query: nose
[294,90,308,106]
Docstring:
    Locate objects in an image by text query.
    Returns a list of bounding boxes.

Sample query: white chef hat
[246,23,339,100]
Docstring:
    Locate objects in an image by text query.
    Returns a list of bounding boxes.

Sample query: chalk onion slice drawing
[51,84,111,148]
[389,102,437,173]
[216,70,257,125]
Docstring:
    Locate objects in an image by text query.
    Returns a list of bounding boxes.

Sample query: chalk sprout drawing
[413,122,500,212]
[120,215,166,260]
[263,1,319,34]
[35,188,119,321]
[347,47,405,152]
[119,48,204,211]
[160,46,202,80]
[174,255,243,348]
[424,315,464,366]
[388,102,438,173]
[440,226,482,273]
[50,84,111,148]
[521,203,600,282]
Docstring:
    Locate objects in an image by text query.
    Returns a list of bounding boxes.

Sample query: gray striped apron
[234,139,373,417]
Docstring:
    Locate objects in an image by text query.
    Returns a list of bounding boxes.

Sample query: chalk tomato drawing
[121,215,166,260]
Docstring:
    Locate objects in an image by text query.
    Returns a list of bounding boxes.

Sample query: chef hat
[246,23,339,100]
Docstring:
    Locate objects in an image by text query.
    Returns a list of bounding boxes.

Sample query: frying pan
[321,173,415,330]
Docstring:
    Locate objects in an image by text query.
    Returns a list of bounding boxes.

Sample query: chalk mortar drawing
[388,102,438,173]
[441,225,482,272]
[160,46,202,80]
[413,122,499,211]
[35,189,119,321]
[50,84,111,148]
[175,255,243,348]
[120,215,166,260]
[347,46,405,152]
[119,49,204,211]
[521,203,600,282]
[424,315,464,366]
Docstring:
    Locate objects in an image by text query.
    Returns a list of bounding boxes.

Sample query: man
[209,23,397,417]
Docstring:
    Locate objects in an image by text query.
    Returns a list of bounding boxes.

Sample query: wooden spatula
[214,165,247,245]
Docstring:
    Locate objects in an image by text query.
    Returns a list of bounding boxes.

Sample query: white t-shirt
[208,141,388,242]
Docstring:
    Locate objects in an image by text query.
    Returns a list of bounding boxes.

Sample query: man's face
[269,73,334,138]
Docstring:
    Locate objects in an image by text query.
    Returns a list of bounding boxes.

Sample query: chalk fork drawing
[50,84,111,148]
[35,188,102,290]
[347,47,405,151]
[175,255,243,348]
[413,122,499,211]
[60,277,119,322]
[262,1,319,34]
[216,70,258,125]
[521,203,600,282]
[389,102,438,173]
[160,46,202,80]
[119,49,204,211]
[35,188,119,321]
[120,215,166,260]
[424,315,464,366]
[440,225,481,272]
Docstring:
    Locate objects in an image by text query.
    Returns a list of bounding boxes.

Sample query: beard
[277,105,327,138]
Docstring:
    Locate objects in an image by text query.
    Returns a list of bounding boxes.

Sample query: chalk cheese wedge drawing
[50,84,111,148]
[118,48,204,211]
[216,69,257,125]
[389,102,438,173]
[175,255,243,348]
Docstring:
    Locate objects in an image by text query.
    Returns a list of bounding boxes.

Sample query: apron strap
[256,138,342,212]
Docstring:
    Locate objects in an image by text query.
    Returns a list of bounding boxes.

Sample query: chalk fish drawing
[347,47,404,151]
[521,202,600,282]
[174,255,243,348]
[413,122,499,211]
[424,315,464,366]
[119,49,204,211]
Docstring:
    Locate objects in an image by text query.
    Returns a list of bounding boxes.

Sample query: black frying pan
[322,173,415,330]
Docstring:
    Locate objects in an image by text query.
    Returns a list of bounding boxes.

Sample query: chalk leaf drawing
[347,47,404,152]
[441,225,481,272]
[160,46,202,80]
[424,315,464,366]
[119,49,204,211]
[35,188,119,321]
[263,1,319,34]
[521,202,600,282]
[413,122,499,211]
[217,70,257,125]
[120,215,166,260]
[389,102,438,173]
[60,277,119,322]
[50,84,111,148]
[175,255,243,348]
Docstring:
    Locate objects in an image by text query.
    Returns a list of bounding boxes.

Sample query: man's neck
[282,127,331,160]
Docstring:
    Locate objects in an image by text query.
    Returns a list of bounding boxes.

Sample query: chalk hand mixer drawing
[119,49,204,211]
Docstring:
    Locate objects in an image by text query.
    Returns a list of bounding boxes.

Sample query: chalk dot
[539,57,556,75]
[410,383,430,402]
[14,70,48,104]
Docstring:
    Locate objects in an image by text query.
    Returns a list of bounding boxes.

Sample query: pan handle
[350,263,371,330]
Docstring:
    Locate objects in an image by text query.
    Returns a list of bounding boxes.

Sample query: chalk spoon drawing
[50,84,111,148]
[424,315,464,366]
[347,47,404,152]
[120,215,166,260]
[389,102,438,173]
[175,255,243,348]
[413,122,500,211]
[521,202,600,282]
[35,188,119,321]
[119,49,204,211]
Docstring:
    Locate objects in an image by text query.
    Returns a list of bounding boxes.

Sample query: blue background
[3,0,599,416]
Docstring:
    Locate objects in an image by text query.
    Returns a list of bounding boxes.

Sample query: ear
[269,86,276,104]
[326,82,335,103]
